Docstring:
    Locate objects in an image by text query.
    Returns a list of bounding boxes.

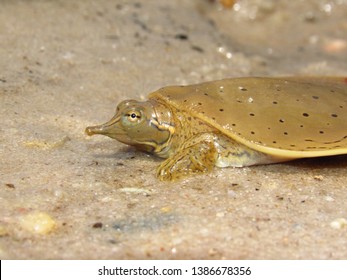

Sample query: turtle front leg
[156,133,218,181]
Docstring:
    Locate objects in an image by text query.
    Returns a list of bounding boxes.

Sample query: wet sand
[0,0,347,259]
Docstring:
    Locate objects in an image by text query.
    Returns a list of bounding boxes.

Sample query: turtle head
[85,99,173,156]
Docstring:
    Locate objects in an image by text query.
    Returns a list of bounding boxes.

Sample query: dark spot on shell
[300,124,304,128]
[305,139,314,142]
[331,113,338,117]
[283,132,288,135]
[279,119,284,123]
[237,100,243,103]
[296,99,300,102]
[204,92,209,96]
[330,90,335,93]
[232,123,236,126]
[319,130,324,134]
[272,101,278,105]
[268,127,271,130]
[290,144,296,147]
[312,96,319,99]
[187,117,191,121]
[219,108,224,112]
[272,141,277,144]
[198,102,202,105]
[339,105,343,109]
[251,131,255,135]
[184,99,187,102]
[239,87,247,91]
[303,113,309,117]
[249,113,255,116]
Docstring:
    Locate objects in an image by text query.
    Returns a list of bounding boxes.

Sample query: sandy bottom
[1,0,347,259]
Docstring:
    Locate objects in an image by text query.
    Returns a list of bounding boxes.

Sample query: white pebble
[330,218,347,229]
[325,196,334,202]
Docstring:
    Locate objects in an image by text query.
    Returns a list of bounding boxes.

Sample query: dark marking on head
[219,108,224,112]
[279,119,284,123]
[272,101,278,105]
[331,113,338,118]
[303,113,309,117]
[249,113,255,117]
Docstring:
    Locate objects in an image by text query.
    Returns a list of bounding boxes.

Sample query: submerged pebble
[330,218,347,229]
[19,212,56,235]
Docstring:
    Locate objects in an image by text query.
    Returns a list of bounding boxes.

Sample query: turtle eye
[122,110,142,125]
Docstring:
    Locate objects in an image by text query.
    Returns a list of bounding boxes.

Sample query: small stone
[160,206,172,213]
[227,189,237,197]
[92,222,103,228]
[19,212,56,234]
[325,196,334,202]
[314,175,324,181]
[330,218,347,229]
[0,225,8,237]
[216,212,225,218]
[119,187,151,195]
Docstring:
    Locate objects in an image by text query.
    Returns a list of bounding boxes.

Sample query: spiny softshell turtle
[86,77,347,181]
